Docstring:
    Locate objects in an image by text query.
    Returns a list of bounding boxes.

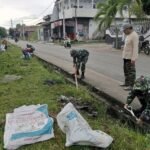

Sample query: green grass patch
[0,44,149,150]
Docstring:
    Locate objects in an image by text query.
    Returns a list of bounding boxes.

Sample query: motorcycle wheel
[144,47,150,55]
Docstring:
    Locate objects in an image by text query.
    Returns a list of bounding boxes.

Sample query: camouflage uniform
[126,76,150,123]
[124,59,136,87]
[70,49,89,79]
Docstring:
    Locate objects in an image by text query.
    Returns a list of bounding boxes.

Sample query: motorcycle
[139,35,150,55]
[144,44,150,55]
[64,38,71,48]
[15,38,18,43]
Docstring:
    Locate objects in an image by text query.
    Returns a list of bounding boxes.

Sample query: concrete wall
[59,8,98,19]
[37,27,44,41]
[89,19,97,39]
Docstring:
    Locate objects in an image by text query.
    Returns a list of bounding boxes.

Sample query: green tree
[95,0,120,48]
[142,0,150,15]
[0,27,7,38]
[9,28,15,38]
[16,24,21,29]
[95,0,146,48]
[117,0,144,22]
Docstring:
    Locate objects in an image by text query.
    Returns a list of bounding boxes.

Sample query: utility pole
[22,20,25,40]
[75,0,78,38]
[63,0,66,39]
[10,19,13,28]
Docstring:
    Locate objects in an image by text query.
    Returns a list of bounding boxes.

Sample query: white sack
[57,103,113,148]
[4,104,54,150]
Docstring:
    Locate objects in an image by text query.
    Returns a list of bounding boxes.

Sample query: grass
[0,44,150,150]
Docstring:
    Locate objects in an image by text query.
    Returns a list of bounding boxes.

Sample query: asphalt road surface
[10,40,150,82]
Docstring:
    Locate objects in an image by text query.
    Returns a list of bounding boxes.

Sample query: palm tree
[95,0,118,30]
[95,0,145,48]
[95,0,120,48]
[118,0,144,23]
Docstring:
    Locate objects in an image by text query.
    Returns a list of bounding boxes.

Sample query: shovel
[73,65,78,90]
[124,105,138,121]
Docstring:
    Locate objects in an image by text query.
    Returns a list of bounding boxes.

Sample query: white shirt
[122,31,139,61]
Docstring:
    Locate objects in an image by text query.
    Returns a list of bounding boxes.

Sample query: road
[10,40,150,82]
[9,40,150,108]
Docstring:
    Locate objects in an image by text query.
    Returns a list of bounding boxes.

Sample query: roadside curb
[36,56,124,107]
[36,56,150,132]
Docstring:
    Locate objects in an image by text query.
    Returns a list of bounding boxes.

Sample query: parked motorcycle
[139,35,150,55]
[144,45,150,55]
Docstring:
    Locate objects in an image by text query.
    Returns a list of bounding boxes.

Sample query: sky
[0,0,55,29]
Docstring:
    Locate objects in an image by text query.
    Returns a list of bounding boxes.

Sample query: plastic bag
[57,103,113,148]
[4,104,54,150]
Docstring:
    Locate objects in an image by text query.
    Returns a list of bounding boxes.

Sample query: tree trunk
[114,21,119,49]
[128,5,132,24]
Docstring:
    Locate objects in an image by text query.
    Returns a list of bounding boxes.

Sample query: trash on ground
[58,95,98,117]
[57,103,113,148]
[43,79,63,86]
[4,104,54,150]
[0,75,22,83]
[0,44,6,52]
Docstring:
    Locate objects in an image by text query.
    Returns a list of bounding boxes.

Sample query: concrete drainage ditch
[37,57,150,134]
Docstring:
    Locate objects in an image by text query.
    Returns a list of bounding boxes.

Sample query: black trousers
[123,59,136,86]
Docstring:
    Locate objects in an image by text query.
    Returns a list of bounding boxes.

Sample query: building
[17,25,38,40]
[50,0,104,40]
[37,22,44,41]
[39,0,150,42]
[37,15,51,41]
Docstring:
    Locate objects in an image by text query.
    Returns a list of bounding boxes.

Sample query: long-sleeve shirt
[122,31,139,61]
[127,90,150,110]
[73,49,89,64]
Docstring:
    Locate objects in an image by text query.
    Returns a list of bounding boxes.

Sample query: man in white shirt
[120,24,139,91]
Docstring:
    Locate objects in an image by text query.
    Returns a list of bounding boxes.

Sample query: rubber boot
[80,72,85,80]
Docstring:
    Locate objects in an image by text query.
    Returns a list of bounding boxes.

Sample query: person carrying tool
[124,76,150,123]
[70,49,89,79]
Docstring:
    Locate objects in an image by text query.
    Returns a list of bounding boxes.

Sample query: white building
[51,0,104,40]
[49,0,150,42]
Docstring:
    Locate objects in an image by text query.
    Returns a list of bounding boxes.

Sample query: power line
[1,0,56,28]
[24,0,55,24]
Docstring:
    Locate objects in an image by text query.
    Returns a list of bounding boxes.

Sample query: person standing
[120,24,139,91]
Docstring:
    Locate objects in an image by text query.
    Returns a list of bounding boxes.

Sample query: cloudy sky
[0,0,55,29]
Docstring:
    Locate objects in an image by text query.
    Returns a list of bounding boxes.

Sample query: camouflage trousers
[76,56,88,73]
[123,59,136,86]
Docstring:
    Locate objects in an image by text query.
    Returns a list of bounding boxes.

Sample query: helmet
[70,49,77,57]
[133,76,148,91]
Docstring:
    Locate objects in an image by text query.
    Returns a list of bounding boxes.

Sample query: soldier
[70,49,89,79]
[124,76,150,123]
